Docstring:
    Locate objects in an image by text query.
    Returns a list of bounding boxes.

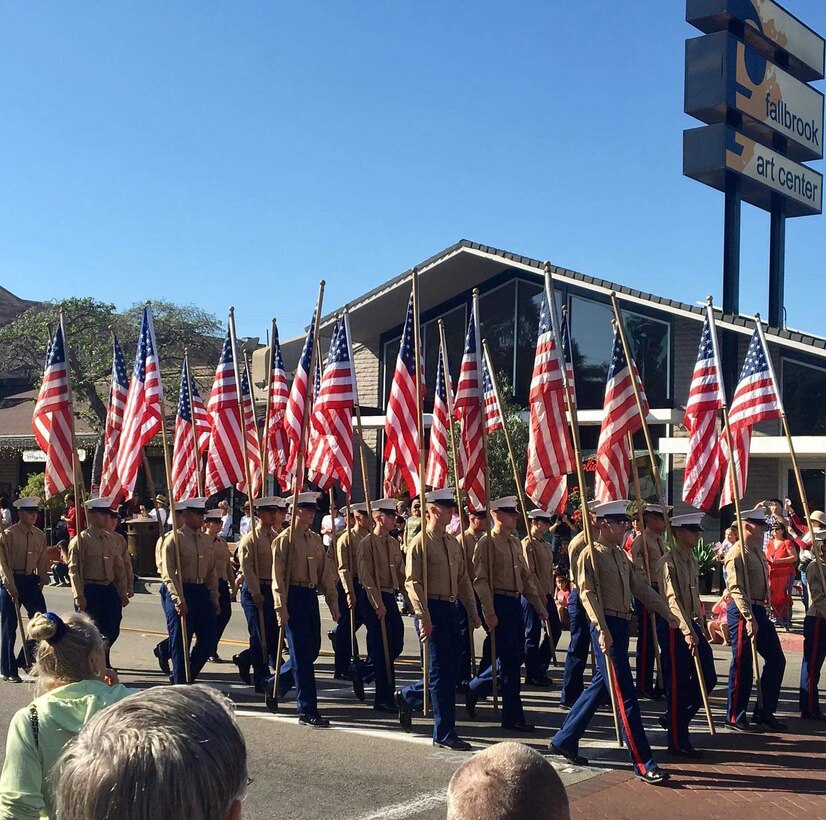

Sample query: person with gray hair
[446,741,570,820]
[52,684,248,820]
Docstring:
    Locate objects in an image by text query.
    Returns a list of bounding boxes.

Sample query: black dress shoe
[208,654,222,663]
[727,719,760,732]
[395,690,412,733]
[558,701,573,711]
[548,742,588,766]
[254,683,265,695]
[802,711,826,722]
[657,715,669,731]
[502,720,535,733]
[327,630,336,650]
[757,714,788,732]
[351,669,365,702]
[373,703,397,714]
[525,675,553,687]
[232,654,251,686]
[2,675,22,683]
[462,684,478,720]
[434,736,472,751]
[299,712,330,728]
[641,689,664,701]
[635,767,670,785]
[265,687,278,713]
[668,745,703,758]
[154,645,171,676]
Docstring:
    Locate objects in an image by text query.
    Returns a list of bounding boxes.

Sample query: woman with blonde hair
[0,611,132,819]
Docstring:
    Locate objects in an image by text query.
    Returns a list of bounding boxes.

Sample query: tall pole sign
[683,0,824,391]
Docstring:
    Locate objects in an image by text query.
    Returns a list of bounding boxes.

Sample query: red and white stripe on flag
[284,312,316,486]
[454,311,485,511]
[32,326,74,498]
[116,306,163,499]
[172,357,212,501]
[425,341,450,489]
[266,322,290,490]
[236,360,263,497]
[482,355,504,434]
[99,334,129,505]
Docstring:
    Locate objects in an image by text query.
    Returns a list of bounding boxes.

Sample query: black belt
[494,589,520,598]
[85,579,112,586]
[430,593,456,602]
[604,608,632,619]
[291,581,316,589]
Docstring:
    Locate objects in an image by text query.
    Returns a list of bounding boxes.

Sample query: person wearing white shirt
[320,510,345,549]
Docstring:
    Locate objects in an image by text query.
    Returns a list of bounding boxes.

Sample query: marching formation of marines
[1,487,825,785]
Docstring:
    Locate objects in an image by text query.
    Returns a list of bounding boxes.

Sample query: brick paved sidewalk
[568,717,826,819]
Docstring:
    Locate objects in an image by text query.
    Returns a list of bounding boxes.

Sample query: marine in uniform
[69,498,130,666]
[465,496,547,732]
[333,502,372,684]
[630,504,670,699]
[396,489,480,750]
[0,497,49,681]
[355,498,407,711]
[800,522,826,721]
[522,509,563,687]
[204,507,235,662]
[550,500,678,785]
[724,506,787,732]
[103,507,134,600]
[237,497,284,693]
[157,498,219,684]
[457,509,487,682]
[269,492,340,727]
[655,511,717,755]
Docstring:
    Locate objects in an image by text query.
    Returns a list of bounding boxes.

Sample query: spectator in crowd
[766,521,798,628]
[714,526,738,585]
[219,500,233,539]
[763,498,785,549]
[143,494,169,533]
[320,503,345,550]
[60,492,85,540]
[239,502,253,538]
[403,498,422,549]
[622,518,641,557]
[446,741,570,820]
[0,497,12,529]
[0,612,131,819]
[553,539,570,579]
[708,590,732,645]
[554,575,571,629]
[52,685,248,820]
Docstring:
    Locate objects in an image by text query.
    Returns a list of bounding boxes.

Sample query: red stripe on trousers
[730,613,745,724]
[608,657,648,774]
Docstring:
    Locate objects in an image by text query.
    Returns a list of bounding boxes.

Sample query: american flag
[205,332,246,495]
[720,327,782,507]
[425,339,450,489]
[560,309,577,407]
[482,353,504,434]
[593,325,649,502]
[283,311,316,486]
[683,313,724,511]
[454,310,485,511]
[525,292,575,513]
[383,291,421,498]
[98,334,129,504]
[171,356,211,501]
[32,324,74,498]
[307,318,355,493]
[236,359,263,497]
[116,306,163,499]
[266,321,290,489]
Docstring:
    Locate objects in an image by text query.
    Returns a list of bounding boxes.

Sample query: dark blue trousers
[560,587,591,706]
[456,599,473,683]
[240,582,279,688]
[401,599,462,743]
[800,615,826,715]
[0,575,46,677]
[726,602,786,724]
[162,583,218,684]
[553,615,657,776]
[634,595,662,694]
[277,586,323,716]
[359,589,403,707]
[84,583,123,663]
[468,595,525,726]
[522,594,562,680]
[334,579,367,677]
[657,619,717,751]
[216,579,232,645]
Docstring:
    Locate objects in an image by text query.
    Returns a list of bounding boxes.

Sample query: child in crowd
[708,590,732,645]
[554,575,571,629]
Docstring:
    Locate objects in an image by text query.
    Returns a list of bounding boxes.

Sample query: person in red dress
[766,522,798,629]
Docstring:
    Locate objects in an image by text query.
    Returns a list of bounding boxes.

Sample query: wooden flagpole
[228,308,268,699]
[544,266,622,745]
[438,319,476,677]
[146,302,191,684]
[183,349,205,498]
[611,294,714,733]
[272,281,325,707]
[411,269,430,714]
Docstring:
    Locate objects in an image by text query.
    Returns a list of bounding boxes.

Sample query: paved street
[0,585,823,819]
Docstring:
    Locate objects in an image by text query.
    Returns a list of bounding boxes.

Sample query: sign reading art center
[686,31,824,160]
[684,123,822,216]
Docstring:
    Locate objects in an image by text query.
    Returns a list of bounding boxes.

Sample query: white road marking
[353,791,447,820]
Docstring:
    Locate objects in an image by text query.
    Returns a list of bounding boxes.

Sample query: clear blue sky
[2,2,824,342]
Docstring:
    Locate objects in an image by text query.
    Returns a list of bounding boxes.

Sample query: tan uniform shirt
[460,527,485,580]
[806,553,826,619]
[405,525,475,622]
[473,528,546,619]
[69,527,128,600]
[113,532,134,595]
[725,541,769,619]
[210,536,233,584]
[160,526,219,609]
[579,538,671,634]
[568,531,588,588]
[522,535,554,599]
[238,524,276,590]
[359,531,405,610]
[271,525,338,616]
[657,547,702,637]
[631,529,666,583]
[336,524,370,597]
[0,523,49,594]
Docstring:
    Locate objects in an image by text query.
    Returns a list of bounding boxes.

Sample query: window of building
[423,304,466,408]
[782,358,826,436]
[478,280,517,397]
[786,468,826,515]
[623,311,670,407]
